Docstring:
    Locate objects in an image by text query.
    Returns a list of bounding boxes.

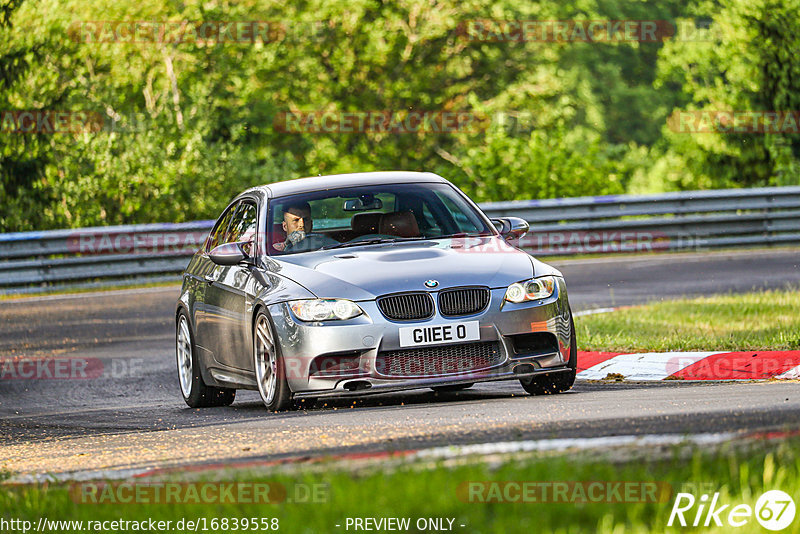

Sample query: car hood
[270,237,543,300]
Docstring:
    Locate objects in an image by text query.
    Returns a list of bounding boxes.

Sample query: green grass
[2,438,799,533]
[0,280,180,301]
[545,245,800,262]
[576,289,800,352]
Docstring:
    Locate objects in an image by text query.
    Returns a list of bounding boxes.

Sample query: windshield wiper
[322,236,428,250]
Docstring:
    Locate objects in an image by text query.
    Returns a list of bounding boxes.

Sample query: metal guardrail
[1,186,799,294]
[481,186,800,255]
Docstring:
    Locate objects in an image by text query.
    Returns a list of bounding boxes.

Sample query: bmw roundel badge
[424,280,439,288]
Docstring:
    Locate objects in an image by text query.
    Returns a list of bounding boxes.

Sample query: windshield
[266,182,493,255]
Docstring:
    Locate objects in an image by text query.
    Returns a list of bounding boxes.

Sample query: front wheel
[520,315,577,395]
[176,311,235,407]
[253,312,292,412]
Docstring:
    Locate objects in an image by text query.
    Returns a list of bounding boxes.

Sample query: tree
[655,0,800,188]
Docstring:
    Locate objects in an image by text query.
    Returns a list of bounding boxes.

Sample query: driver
[274,201,313,252]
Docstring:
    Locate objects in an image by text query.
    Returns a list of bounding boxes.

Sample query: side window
[227,202,257,244]
[206,205,236,251]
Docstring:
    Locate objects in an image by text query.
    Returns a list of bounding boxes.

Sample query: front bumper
[267,279,574,397]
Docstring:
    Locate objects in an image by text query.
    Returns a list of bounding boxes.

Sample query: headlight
[289,299,363,321]
[504,276,556,303]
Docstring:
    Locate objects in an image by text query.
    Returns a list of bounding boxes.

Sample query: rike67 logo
[668,490,796,530]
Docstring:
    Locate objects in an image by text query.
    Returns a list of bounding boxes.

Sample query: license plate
[398,321,480,348]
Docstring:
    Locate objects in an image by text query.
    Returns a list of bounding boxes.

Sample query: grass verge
[576,288,800,352]
[2,437,799,533]
[545,244,800,263]
[0,280,180,301]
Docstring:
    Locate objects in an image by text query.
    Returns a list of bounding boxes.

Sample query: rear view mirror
[343,196,383,211]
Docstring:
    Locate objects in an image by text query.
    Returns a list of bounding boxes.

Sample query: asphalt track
[1,248,798,478]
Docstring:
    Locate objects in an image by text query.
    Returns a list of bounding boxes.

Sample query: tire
[520,314,577,395]
[253,311,292,412]
[432,383,474,393]
[176,311,235,407]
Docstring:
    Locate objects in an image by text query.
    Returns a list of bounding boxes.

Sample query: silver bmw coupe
[176,171,577,411]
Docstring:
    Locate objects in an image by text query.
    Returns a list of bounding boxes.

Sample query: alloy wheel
[176,315,193,397]
[254,314,278,405]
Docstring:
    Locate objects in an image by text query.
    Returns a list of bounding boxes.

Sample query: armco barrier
[1,186,798,294]
[480,186,800,256]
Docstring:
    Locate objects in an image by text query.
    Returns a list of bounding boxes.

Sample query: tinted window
[435,191,482,233]
[206,205,236,251]
[227,202,257,244]
[267,183,492,255]
[297,192,396,230]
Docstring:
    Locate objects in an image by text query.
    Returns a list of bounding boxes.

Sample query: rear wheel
[176,311,235,407]
[520,315,577,395]
[253,312,292,412]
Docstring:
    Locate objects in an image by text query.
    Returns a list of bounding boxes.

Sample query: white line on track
[7,432,740,484]
[12,467,153,485]
[411,432,738,460]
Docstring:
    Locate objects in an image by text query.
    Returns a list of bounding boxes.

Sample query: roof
[245,171,449,198]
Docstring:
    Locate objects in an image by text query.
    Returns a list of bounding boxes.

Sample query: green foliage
[436,124,633,202]
[654,0,800,190]
[0,0,798,231]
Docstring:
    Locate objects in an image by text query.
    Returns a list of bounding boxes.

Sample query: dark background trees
[1,0,797,231]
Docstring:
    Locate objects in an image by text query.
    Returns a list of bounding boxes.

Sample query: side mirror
[490,217,529,240]
[209,242,249,266]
